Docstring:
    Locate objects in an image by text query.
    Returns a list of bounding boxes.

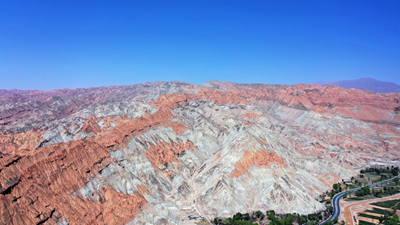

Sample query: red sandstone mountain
[0,81,399,224]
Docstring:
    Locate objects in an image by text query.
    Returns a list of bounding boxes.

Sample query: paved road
[320,174,400,225]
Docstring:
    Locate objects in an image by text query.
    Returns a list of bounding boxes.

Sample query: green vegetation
[345,197,364,202]
[298,216,307,225]
[371,199,400,209]
[340,166,400,202]
[212,210,326,225]
[379,215,385,223]
[212,166,400,225]
[363,166,399,177]
[232,221,256,225]
[212,211,264,225]
[372,186,400,198]
[268,213,295,225]
[358,213,381,220]
[328,183,343,198]
[358,220,377,225]
[333,216,338,224]
[356,197,400,225]
[365,207,391,215]
[389,214,398,225]
[355,186,371,197]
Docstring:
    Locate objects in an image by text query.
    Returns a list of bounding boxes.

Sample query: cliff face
[0,81,399,225]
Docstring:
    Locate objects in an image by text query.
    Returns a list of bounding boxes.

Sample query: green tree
[224,218,234,225]
[355,186,371,197]
[268,213,276,221]
[389,214,399,225]
[298,216,307,225]
[233,221,257,225]
[285,215,294,225]
[213,217,223,225]
[391,206,397,216]
[233,212,242,221]
[333,183,340,190]
[326,220,334,225]
[334,216,339,224]
[379,215,384,224]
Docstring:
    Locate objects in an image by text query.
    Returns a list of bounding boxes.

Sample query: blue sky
[1,0,399,90]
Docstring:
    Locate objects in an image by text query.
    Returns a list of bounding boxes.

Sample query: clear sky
[1,0,399,90]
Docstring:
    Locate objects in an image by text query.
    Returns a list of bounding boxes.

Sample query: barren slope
[0,81,399,225]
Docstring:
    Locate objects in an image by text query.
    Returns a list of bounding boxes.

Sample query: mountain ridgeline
[0,80,400,224]
[314,77,400,93]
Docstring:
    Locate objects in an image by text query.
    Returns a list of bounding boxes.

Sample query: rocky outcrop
[0,81,399,224]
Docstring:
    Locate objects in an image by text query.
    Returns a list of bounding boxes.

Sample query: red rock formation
[93,110,189,148]
[231,149,285,178]
[144,141,195,174]
[208,81,400,124]
[0,130,150,225]
[0,140,124,223]
[0,81,399,224]
[149,89,248,110]
[0,129,43,155]
[81,116,101,134]
[241,112,266,119]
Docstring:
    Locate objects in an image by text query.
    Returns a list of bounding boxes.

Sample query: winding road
[320,174,400,225]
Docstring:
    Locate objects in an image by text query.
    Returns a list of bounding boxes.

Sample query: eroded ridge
[0,81,399,224]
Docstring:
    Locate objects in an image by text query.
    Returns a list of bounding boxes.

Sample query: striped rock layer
[0,81,400,224]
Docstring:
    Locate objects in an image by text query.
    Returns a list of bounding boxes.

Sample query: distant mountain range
[314,77,400,93]
[0,89,40,96]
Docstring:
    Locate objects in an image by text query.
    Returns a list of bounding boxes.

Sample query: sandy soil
[357,216,379,224]
[361,211,383,217]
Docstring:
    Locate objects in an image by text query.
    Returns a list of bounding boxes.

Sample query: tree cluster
[377,206,398,224]
[389,214,398,225]
[373,186,400,198]
[213,212,256,225]
[212,210,325,225]
[362,166,399,177]
[328,183,342,198]
[354,186,371,197]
